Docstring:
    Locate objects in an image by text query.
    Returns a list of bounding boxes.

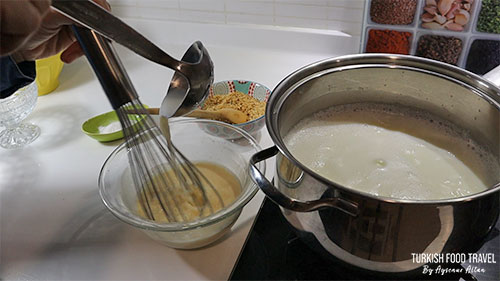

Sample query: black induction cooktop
[229,198,499,281]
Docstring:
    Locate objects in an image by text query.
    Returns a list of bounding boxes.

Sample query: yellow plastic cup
[35,53,64,96]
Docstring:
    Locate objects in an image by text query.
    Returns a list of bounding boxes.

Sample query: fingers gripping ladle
[52,0,214,118]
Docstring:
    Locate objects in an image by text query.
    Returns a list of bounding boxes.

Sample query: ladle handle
[249,146,359,217]
[52,0,182,71]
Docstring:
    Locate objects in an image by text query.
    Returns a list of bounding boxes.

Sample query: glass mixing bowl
[99,118,265,249]
[0,82,40,149]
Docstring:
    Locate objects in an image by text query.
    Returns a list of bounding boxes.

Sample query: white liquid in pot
[284,104,498,200]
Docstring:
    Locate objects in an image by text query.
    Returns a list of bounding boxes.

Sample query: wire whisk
[74,28,223,223]
[119,102,224,222]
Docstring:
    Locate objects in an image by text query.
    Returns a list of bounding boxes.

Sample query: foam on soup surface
[284,104,498,200]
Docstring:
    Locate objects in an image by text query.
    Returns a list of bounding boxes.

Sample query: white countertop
[0,19,358,280]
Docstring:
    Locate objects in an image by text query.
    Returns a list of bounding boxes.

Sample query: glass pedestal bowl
[0,82,40,149]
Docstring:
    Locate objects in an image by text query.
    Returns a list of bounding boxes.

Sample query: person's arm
[0,56,36,99]
[0,0,110,99]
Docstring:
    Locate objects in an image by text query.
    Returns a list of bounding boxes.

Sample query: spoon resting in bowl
[187,108,247,124]
[135,108,247,124]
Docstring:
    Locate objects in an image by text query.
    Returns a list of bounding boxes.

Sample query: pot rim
[266,54,500,205]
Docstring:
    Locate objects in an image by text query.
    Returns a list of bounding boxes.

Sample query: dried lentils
[416,35,463,65]
[370,0,418,25]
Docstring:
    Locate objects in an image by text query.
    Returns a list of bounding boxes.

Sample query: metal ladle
[51,0,214,118]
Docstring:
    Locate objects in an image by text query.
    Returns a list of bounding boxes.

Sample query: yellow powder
[202,91,266,123]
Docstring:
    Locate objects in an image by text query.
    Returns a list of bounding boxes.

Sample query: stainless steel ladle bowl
[52,0,214,117]
[160,41,213,118]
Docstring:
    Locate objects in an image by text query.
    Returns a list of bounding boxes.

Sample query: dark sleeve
[0,56,36,99]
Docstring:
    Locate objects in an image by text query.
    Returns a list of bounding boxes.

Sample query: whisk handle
[72,26,138,109]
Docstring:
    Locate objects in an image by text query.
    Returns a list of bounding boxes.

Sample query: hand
[0,0,51,55]
[0,0,110,64]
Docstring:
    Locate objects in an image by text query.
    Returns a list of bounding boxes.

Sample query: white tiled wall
[108,0,365,36]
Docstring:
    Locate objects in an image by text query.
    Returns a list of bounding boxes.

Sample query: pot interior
[269,56,500,199]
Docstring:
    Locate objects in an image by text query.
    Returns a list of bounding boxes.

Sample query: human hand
[0,0,110,64]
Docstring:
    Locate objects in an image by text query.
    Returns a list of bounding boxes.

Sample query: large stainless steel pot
[249,54,500,273]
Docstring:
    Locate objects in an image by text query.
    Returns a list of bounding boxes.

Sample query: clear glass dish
[0,82,40,149]
[99,118,265,249]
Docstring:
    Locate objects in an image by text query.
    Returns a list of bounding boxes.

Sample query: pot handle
[249,146,359,217]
